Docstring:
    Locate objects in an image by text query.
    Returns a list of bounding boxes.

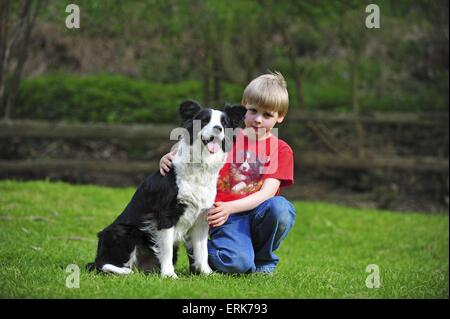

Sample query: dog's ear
[179,100,202,122]
[224,104,247,129]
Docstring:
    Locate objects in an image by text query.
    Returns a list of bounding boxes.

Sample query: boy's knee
[209,249,255,274]
[265,196,295,229]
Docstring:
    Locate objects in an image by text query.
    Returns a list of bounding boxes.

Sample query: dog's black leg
[85,262,96,272]
[173,243,179,265]
[89,225,137,274]
[183,238,198,274]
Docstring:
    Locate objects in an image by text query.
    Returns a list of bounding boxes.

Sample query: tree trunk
[0,0,13,114]
[202,45,211,107]
[292,70,305,109]
[5,0,42,120]
[350,58,366,159]
[280,29,305,108]
[0,1,11,106]
[245,67,253,86]
[212,44,222,105]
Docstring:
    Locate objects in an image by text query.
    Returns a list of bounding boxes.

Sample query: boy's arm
[228,178,281,213]
[206,178,281,227]
[170,141,180,153]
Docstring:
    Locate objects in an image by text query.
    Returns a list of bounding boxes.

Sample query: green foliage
[14,74,243,124]
[14,69,444,124]
[9,1,445,118]
[0,180,448,298]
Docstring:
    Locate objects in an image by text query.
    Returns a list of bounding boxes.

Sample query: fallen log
[0,155,447,176]
[0,120,175,140]
[298,153,449,173]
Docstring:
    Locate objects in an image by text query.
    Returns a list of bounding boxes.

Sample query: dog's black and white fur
[87,100,246,278]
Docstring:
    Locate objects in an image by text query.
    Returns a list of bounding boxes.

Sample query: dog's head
[179,100,246,154]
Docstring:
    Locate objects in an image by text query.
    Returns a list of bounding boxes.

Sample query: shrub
[14,74,243,124]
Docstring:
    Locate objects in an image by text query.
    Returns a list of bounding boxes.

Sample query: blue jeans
[207,196,296,274]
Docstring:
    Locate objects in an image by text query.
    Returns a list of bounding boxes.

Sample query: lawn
[0,180,448,298]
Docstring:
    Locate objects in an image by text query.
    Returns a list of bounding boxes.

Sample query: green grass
[0,180,448,298]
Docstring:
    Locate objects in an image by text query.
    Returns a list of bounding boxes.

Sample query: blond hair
[241,71,289,117]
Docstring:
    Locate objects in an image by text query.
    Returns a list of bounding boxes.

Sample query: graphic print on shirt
[227,149,270,195]
[215,131,293,203]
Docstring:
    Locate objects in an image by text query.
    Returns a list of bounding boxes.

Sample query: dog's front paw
[198,264,213,275]
[202,268,213,276]
[161,271,178,279]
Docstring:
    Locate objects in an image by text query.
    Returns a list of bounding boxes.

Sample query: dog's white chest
[176,165,218,214]
[172,165,220,239]
[177,172,217,207]
[170,138,226,239]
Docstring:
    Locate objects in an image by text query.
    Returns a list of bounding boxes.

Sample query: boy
[160,72,296,274]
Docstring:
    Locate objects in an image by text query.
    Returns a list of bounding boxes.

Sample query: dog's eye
[201,116,211,125]
[221,117,229,126]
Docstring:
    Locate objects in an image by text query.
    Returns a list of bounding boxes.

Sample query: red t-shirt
[215,130,294,202]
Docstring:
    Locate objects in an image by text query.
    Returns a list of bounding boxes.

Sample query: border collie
[87,100,246,278]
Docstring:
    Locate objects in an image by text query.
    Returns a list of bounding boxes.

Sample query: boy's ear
[224,104,247,129]
[277,115,285,123]
[179,100,202,122]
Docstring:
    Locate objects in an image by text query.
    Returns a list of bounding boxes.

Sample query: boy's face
[243,104,285,139]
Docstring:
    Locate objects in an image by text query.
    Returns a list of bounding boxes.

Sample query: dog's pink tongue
[207,141,220,153]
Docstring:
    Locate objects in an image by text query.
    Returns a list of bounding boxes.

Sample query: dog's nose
[213,125,223,133]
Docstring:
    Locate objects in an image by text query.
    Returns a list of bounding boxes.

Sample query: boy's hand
[206,202,233,228]
[159,150,176,176]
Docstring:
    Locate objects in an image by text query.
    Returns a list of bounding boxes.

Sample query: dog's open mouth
[202,136,221,154]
